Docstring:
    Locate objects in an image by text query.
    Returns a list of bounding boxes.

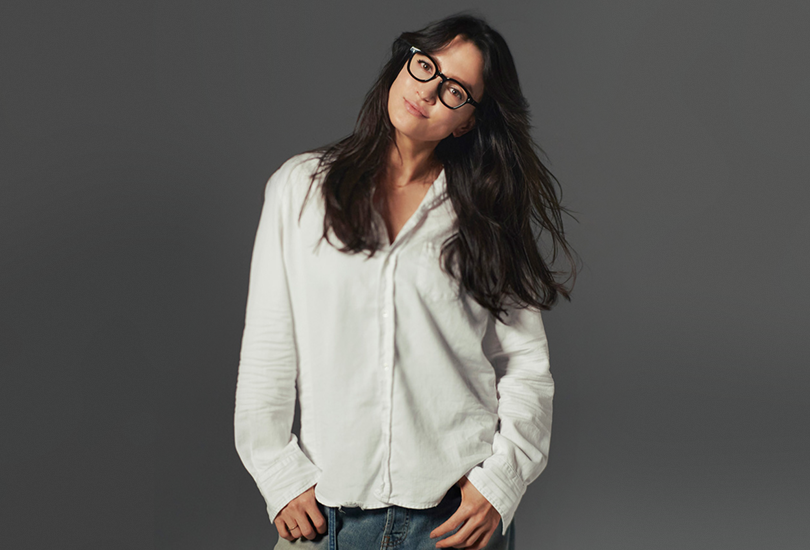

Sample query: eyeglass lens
[409,52,469,108]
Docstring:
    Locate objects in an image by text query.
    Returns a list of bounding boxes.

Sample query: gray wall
[1,1,807,549]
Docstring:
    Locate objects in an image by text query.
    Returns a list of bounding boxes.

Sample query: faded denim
[274,485,515,550]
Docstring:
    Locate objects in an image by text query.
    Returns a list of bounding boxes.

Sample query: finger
[274,517,294,541]
[461,519,500,550]
[306,503,327,535]
[467,528,492,550]
[279,511,307,540]
[291,511,317,540]
[296,497,326,540]
[430,507,470,540]
[436,518,485,549]
[289,526,302,541]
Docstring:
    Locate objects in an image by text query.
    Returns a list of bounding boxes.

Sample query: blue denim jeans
[273,485,515,550]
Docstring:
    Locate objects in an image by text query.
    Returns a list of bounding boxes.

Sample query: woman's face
[387,35,485,147]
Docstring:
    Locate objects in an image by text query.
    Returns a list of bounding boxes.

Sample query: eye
[414,54,435,75]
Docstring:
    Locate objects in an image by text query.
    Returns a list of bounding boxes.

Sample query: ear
[451,114,476,138]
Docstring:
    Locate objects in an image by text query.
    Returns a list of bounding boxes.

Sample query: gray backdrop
[1,1,807,549]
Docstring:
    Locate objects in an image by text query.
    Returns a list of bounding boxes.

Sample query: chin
[390,114,418,136]
[389,113,444,145]
[395,126,433,144]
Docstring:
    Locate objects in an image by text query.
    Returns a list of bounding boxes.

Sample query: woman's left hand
[430,476,501,549]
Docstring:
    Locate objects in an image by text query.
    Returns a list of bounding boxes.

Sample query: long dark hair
[302,12,578,322]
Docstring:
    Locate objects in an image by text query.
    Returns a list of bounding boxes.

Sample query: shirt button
[382,310,388,318]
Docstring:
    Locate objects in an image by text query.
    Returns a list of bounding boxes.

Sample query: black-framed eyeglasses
[406,46,480,110]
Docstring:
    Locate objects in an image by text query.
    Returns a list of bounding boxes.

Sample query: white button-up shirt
[234,152,554,536]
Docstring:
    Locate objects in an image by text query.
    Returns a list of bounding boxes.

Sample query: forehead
[429,36,484,99]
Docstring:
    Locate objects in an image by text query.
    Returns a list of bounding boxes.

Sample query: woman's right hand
[273,485,327,542]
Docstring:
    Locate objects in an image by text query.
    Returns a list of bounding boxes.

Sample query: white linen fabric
[234,152,554,536]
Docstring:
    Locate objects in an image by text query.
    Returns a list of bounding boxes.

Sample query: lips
[404,98,428,118]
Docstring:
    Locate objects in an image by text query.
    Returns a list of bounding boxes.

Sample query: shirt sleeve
[233,158,322,524]
[465,301,554,536]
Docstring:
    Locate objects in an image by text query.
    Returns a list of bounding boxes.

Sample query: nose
[417,81,438,104]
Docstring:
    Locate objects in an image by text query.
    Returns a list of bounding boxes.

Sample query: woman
[234,13,576,550]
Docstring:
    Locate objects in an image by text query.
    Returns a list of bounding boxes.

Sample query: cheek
[387,78,404,112]
[387,81,399,109]
[390,72,411,102]
[388,78,416,125]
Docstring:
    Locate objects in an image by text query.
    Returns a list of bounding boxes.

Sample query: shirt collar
[423,166,448,211]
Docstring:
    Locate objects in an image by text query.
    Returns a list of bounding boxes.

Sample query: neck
[385,131,442,189]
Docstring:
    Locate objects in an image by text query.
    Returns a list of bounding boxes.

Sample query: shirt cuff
[255,448,323,523]
[464,453,527,537]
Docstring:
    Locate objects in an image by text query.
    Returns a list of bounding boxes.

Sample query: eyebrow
[429,53,476,96]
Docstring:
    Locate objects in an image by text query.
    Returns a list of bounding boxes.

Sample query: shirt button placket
[379,250,398,498]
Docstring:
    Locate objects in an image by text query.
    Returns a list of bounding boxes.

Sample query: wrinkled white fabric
[234,152,554,536]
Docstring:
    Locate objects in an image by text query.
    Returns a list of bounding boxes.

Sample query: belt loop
[328,506,337,550]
